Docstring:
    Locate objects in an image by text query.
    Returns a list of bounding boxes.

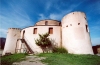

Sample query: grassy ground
[1,53,27,65]
[38,53,100,65]
[1,53,100,65]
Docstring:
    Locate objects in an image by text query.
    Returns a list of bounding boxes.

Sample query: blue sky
[0,0,100,46]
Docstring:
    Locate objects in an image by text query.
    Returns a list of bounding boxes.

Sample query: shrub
[53,47,68,53]
[35,33,52,53]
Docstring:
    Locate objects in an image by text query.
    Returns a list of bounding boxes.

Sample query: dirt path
[13,55,47,65]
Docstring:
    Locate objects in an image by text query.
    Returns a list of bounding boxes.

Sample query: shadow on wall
[40,38,58,53]
[50,38,58,47]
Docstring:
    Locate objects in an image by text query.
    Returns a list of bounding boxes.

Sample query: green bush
[53,47,68,53]
[35,33,52,53]
[35,33,52,47]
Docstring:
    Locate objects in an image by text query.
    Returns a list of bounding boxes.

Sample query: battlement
[9,28,22,30]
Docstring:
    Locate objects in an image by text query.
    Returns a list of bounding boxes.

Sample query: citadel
[2,11,94,55]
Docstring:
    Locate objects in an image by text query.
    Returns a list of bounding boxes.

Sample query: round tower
[61,12,93,54]
[2,28,21,55]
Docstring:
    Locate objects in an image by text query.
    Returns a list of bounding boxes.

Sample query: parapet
[35,19,60,26]
[8,28,22,30]
[62,11,87,25]
[8,28,22,33]
[67,11,85,16]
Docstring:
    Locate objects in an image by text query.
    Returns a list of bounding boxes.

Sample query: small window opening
[78,23,80,25]
[70,24,72,26]
[84,17,86,20]
[23,30,25,34]
[49,28,53,34]
[45,21,48,25]
[22,30,25,39]
[14,34,16,36]
[66,25,68,27]
[59,22,61,26]
[85,25,88,32]
[33,28,37,34]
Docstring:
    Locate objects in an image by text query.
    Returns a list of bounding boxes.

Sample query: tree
[35,33,52,53]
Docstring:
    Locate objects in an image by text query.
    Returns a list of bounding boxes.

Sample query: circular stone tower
[61,12,93,54]
[2,28,21,55]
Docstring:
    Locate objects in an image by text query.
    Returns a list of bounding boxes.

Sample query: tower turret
[61,12,93,54]
[2,28,21,55]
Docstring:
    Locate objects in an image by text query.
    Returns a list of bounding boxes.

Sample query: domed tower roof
[35,20,61,26]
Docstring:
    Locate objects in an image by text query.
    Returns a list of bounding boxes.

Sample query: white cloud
[45,0,59,10]
[0,2,34,37]
[49,14,60,20]
[49,9,72,20]
[38,13,62,21]
[45,1,51,10]
[38,0,86,21]
[38,9,72,21]
[0,13,32,28]
[49,13,63,20]
[0,1,34,28]
[47,0,85,20]
[0,12,33,37]
[38,14,49,20]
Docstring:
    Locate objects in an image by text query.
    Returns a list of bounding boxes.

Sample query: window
[59,22,61,26]
[85,25,88,32]
[33,28,37,34]
[22,30,25,39]
[49,28,53,34]
[45,21,48,25]
[14,34,16,36]
[84,17,86,20]
[70,24,72,26]
[78,23,80,25]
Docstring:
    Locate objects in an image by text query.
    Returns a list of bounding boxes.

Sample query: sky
[0,0,100,46]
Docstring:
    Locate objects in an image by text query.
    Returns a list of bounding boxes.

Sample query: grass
[38,53,100,65]
[1,52,100,65]
[1,53,27,65]
[52,47,68,53]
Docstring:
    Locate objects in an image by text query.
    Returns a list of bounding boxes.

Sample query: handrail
[23,35,34,53]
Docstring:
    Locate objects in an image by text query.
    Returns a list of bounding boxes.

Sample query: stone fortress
[2,11,94,55]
